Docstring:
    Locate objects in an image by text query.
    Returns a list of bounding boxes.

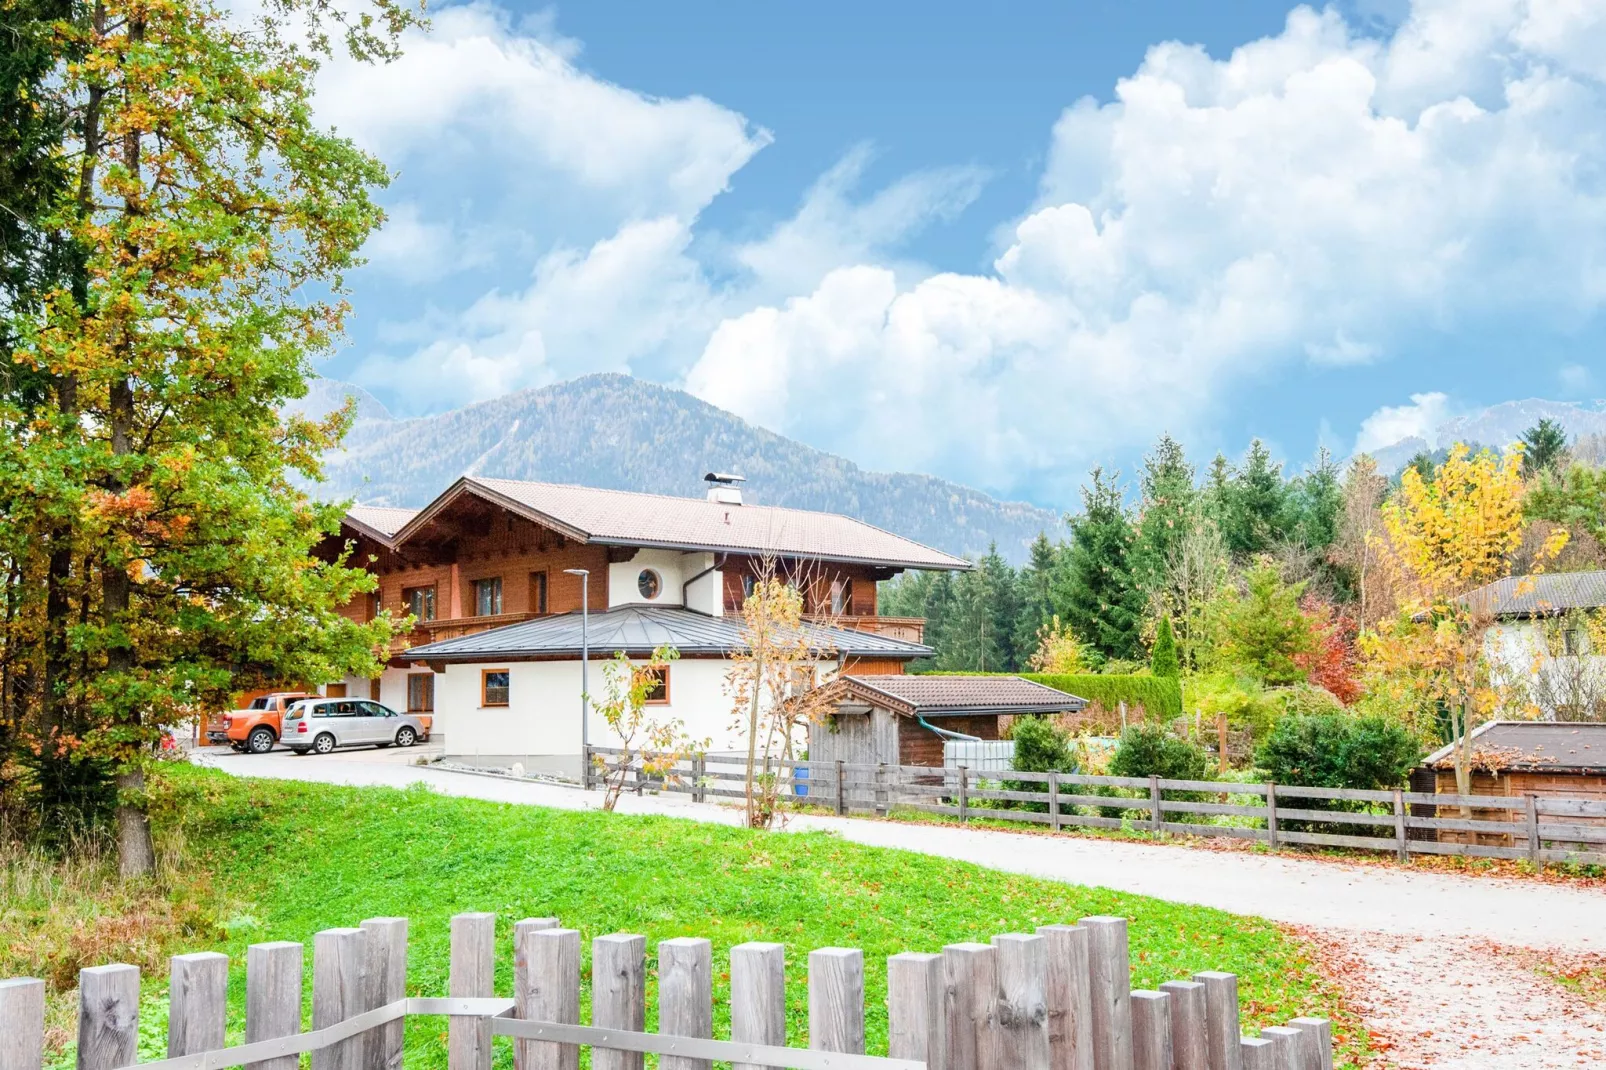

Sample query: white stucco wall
[1483,619,1606,716]
[430,654,840,776]
[606,550,722,614]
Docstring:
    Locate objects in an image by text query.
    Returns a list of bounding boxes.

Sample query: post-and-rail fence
[0,912,1331,1070]
[586,747,1606,870]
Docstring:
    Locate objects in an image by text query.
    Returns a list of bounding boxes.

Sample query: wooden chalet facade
[316,476,968,774]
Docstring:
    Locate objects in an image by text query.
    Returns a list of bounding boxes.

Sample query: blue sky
[314,0,1606,507]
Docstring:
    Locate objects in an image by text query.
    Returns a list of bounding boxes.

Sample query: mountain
[1367,398,1606,472]
[302,373,1064,563]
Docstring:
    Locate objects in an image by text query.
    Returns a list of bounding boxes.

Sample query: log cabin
[320,475,970,775]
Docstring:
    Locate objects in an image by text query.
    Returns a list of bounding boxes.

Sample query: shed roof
[1422,721,1606,774]
[361,476,970,572]
[826,674,1086,717]
[1460,570,1606,619]
[403,605,934,663]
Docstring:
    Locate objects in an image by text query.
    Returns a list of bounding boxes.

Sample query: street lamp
[563,568,590,784]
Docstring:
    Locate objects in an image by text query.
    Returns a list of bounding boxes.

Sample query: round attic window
[637,569,662,600]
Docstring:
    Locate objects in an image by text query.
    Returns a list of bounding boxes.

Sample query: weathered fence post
[992,934,1050,1070]
[877,763,889,817]
[1258,1027,1299,1068]
[888,952,945,1070]
[1287,1018,1332,1070]
[659,938,713,1070]
[0,978,45,1070]
[835,760,846,816]
[168,952,228,1057]
[1525,793,1542,871]
[361,918,408,1070]
[513,918,561,1070]
[521,928,581,1070]
[246,942,303,1070]
[942,942,997,1070]
[1158,981,1207,1070]
[593,934,647,1070]
[78,964,140,1070]
[1037,925,1093,1070]
[1048,772,1062,832]
[1147,777,1163,836]
[449,913,496,1070]
[808,948,865,1055]
[692,755,706,803]
[314,927,370,1070]
[958,767,970,824]
[1191,972,1242,1070]
[1130,991,1170,1070]
[731,942,786,1070]
[1238,1038,1276,1070]
[1264,784,1279,851]
[1081,917,1132,1070]
[1392,790,1408,864]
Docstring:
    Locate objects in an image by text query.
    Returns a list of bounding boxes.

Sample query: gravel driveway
[195,749,1606,1067]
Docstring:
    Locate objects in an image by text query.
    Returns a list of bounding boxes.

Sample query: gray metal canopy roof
[404,606,935,662]
[1423,721,1606,773]
[1460,570,1606,618]
[826,674,1087,717]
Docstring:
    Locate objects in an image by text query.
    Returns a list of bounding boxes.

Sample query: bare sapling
[591,645,707,811]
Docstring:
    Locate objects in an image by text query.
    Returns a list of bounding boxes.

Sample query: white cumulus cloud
[1353,391,1458,454]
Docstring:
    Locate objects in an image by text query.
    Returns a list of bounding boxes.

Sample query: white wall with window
[606,549,719,612]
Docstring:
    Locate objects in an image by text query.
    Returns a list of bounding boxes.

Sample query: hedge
[925,672,1183,720]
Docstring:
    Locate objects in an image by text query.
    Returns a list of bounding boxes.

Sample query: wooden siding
[899,715,1004,767]
[841,658,905,676]
[720,556,882,616]
[1433,768,1606,847]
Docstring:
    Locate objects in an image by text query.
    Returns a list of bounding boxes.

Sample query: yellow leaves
[1377,443,1531,599]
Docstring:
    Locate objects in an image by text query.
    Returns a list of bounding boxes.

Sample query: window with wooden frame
[640,666,669,705]
[473,577,503,616]
[481,669,510,707]
[403,585,436,622]
[407,673,435,713]
[830,578,853,615]
[529,570,549,615]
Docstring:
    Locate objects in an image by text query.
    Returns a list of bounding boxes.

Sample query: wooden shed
[808,675,1086,769]
[1421,720,1606,848]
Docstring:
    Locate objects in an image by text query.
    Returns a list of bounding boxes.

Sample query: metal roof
[403,605,935,662]
[345,505,419,540]
[827,674,1087,717]
[376,476,970,572]
[1423,720,1606,773]
[1460,570,1606,618]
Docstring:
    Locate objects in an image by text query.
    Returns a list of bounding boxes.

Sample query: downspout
[681,554,726,615]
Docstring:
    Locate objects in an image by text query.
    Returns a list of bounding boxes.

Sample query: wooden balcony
[813,615,926,644]
[390,611,541,655]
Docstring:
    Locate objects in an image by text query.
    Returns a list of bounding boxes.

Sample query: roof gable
[828,674,1087,716]
[1422,720,1606,772]
[1461,570,1606,618]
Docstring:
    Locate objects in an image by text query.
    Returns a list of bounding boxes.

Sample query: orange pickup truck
[206,692,433,754]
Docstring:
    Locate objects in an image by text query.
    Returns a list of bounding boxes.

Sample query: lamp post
[563,568,590,785]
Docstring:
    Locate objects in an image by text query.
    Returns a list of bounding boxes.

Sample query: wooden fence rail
[586,747,1606,869]
[0,911,1333,1070]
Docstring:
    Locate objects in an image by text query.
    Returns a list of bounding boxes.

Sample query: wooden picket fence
[587,748,1606,869]
[0,911,1332,1070]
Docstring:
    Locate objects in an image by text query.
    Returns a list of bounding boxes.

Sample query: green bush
[1021,673,1183,720]
[1255,713,1423,832]
[1150,617,1180,679]
[1184,672,1282,743]
[1003,716,1074,813]
[1100,724,1214,819]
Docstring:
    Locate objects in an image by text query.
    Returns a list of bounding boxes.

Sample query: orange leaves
[88,485,158,520]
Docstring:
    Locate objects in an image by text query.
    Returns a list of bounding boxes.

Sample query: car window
[249,697,269,710]
[361,702,395,718]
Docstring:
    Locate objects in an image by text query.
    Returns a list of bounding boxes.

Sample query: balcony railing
[810,615,926,644]
[391,611,542,654]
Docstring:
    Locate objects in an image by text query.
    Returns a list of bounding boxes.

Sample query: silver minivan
[282,698,427,755]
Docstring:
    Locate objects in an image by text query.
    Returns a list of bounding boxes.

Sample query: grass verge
[4,764,1370,1068]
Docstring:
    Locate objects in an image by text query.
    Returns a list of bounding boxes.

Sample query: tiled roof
[1460,570,1606,618]
[388,476,970,571]
[345,505,419,539]
[1422,721,1606,773]
[831,674,1087,716]
[403,605,934,662]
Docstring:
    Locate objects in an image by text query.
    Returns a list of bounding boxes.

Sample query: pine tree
[1132,433,1197,601]
[1217,440,1289,556]
[1293,447,1344,550]
[1521,418,1569,478]
[1150,616,1180,678]
[1013,532,1068,661]
[1060,468,1144,662]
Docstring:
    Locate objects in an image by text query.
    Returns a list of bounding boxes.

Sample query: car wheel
[247,727,276,754]
[395,726,417,748]
[313,733,336,755]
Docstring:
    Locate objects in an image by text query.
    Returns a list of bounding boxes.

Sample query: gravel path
[196,748,1606,1066]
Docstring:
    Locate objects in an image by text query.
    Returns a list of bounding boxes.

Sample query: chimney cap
[703,471,746,485]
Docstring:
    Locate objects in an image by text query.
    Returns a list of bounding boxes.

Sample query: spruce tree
[1520,418,1569,478]
[1060,468,1144,662]
[1293,447,1344,550]
[1150,616,1180,678]
[1132,433,1197,600]
[1217,440,1290,556]
[1013,532,1068,661]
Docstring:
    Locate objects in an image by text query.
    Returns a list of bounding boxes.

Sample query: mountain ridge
[304,373,1064,563]
[1366,398,1606,472]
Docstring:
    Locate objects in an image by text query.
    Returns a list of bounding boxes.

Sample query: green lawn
[10,765,1367,1067]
